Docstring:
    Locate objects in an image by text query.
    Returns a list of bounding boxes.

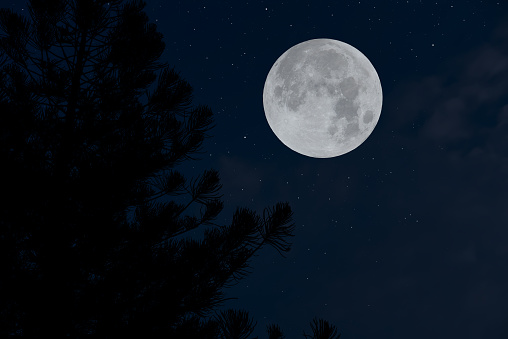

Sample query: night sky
[10,0,508,338]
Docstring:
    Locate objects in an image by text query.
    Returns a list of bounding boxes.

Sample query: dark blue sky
[152,1,508,337]
[11,0,508,337]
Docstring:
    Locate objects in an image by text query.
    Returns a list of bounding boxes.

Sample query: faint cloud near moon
[388,17,508,150]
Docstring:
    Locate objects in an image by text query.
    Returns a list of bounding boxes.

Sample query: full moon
[263,38,383,158]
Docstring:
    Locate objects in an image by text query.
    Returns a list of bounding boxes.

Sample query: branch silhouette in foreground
[0,0,341,337]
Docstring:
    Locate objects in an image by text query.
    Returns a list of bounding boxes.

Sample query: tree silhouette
[0,0,341,337]
[303,318,342,339]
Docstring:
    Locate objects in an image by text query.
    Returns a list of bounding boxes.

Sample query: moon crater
[263,38,382,158]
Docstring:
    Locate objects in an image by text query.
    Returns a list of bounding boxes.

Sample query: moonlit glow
[263,38,383,158]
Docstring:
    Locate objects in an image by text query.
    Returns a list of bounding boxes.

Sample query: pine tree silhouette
[0,0,341,337]
[303,318,341,339]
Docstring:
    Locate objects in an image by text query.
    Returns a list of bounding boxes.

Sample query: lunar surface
[263,38,383,158]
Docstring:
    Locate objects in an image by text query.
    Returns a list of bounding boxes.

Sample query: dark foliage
[0,0,341,337]
[303,318,341,339]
